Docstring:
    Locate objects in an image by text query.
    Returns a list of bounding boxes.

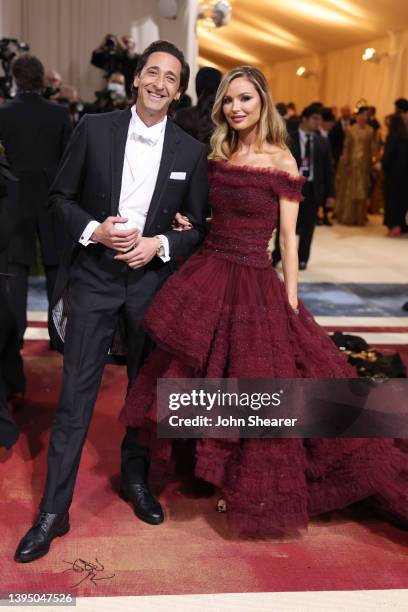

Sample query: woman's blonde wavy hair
[209,66,288,161]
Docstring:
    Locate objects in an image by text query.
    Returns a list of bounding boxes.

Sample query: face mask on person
[107,82,126,97]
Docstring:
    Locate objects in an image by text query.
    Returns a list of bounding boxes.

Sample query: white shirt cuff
[79,220,100,246]
[157,234,170,262]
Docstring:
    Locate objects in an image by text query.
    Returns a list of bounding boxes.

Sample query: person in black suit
[382,113,408,236]
[0,157,25,451]
[91,34,139,97]
[15,40,208,563]
[328,105,352,169]
[175,66,222,146]
[273,104,335,270]
[286,101,300,132]
[0,55,72,346]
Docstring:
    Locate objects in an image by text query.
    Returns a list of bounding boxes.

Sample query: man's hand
[91,217,140,252]
[114,237,160,269]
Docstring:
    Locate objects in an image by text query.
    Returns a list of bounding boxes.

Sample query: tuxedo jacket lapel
[144,119,180,235]
[110,108,132,215]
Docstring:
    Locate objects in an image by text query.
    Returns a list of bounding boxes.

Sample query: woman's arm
[279,194,300,310]
[275,154,301,310]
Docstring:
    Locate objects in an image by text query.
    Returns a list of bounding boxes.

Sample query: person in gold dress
[335,106,376,225]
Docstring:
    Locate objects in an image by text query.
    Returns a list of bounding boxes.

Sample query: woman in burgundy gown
[121,66,407,537]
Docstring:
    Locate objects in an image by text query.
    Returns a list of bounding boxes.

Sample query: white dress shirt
[299,128,314,182]
[79,105,169,261]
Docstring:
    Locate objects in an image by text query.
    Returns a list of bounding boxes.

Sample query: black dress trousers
[40,246,160,513]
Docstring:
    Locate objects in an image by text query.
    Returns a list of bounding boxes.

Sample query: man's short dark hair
[276,102,287,117]
[12,54,45,92]
[321,107,335,122]
[310,100,324,111]
[195,66,222,98]
[301,104,322,119]
[133,40,190,113]
[395,97,408,113]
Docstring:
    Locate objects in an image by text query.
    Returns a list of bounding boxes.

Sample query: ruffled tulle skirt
[121,249,408,536]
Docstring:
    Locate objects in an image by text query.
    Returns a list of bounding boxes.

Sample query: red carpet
[1,341,407,597]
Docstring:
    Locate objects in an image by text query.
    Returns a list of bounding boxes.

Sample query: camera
[93,88,127,113]
[43,86,61,100]
[105,35,118,53]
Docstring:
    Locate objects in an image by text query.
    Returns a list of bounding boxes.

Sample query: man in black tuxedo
[0,55,72,346]
[328,104,352,169]
[273,104,335,270]
[15,40,208,563]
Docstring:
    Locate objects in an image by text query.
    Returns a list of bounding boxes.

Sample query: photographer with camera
[43,69,63,101]
[88,71,128,114]
[0,54,72,347]
[0,37,30,100]
[57,85,85,126]
[91,34,138,96]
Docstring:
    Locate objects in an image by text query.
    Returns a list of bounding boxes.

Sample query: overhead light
[362,47,387,63]
[197,1,232,28]
[296,66,316,78]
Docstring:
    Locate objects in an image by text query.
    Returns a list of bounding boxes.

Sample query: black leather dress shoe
[15,512,70,563]
[299,261,307,270]
[120,480,164,525]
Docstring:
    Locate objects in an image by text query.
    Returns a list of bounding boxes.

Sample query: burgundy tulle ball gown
[121,160,408,537]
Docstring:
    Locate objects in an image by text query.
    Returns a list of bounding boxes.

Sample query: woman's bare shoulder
[268,148,298,177]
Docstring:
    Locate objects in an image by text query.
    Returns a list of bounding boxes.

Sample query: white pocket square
[170,171,186,180]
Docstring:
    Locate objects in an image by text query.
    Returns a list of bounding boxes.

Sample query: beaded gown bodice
[203,160,305,269]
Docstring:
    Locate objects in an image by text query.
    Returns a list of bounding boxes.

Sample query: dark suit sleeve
[91,50,107,70]
[163,146,208,259]
[381,135,395,172]
[288,132,301,168]
[329,121,345,163]
[61,109,73,152]
[48,115,94,241]
[322,139,335,199]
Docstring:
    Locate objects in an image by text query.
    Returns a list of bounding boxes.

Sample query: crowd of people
[0,36,407,562]
[0,36,406,405]
[276,99,408,237]
[38,41,408,249]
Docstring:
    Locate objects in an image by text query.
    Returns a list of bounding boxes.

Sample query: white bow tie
[131,121,163,146]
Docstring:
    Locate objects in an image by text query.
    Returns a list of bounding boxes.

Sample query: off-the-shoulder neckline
[209,159,304,181]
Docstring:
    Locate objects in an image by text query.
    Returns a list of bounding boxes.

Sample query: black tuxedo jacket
[0,93,72,265]
[0,157,18,258]
[49,108,208,309]
[0,160,25,435]
[289,130,335,205]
